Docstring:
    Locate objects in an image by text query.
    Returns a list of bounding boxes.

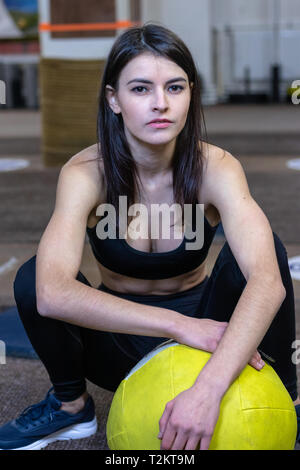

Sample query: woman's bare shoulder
[201,142,227,167]
[66,143,103,178]
[64,143,105,203]
[199,142,232,206]
[66,143,102,167]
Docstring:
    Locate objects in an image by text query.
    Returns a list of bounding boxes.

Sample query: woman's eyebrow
[126,77,187,85]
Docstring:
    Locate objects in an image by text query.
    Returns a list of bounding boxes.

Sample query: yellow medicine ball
[106,341,297,450]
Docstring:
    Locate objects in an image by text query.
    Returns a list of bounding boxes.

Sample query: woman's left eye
[169,85,184,92]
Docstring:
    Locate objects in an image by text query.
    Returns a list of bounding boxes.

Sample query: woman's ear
[105,85,121,114]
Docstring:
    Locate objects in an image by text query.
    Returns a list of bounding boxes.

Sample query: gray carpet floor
[0,357,112,450]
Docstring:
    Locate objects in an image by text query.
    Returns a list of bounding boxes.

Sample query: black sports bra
[86,203,219,280]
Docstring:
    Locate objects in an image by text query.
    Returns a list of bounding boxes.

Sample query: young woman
[1,23,299,451]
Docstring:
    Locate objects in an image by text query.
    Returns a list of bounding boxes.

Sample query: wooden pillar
[39,0,141,166]
[39,57,104,167]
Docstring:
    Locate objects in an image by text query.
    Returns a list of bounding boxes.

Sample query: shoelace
[15,387,57,428]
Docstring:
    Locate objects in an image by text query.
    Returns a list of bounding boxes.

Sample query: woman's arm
[39,275,183,339]
[158,149,286,450]
[193,276,285,393]
[194,150,286,393]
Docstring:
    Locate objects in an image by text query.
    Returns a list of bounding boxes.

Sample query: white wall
[280,0,300,24]
[211,0,300,100]
[212,0,300,27]
[212,0,271,27]
[141,0,217,104]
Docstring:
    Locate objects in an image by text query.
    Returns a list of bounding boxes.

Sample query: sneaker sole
[0,416,98,450]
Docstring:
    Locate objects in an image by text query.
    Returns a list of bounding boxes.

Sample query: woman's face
[106,52,192,147]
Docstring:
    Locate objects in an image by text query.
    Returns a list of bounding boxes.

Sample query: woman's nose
[152,89,169,111]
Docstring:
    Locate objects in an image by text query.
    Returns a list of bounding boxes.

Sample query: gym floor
[0,105,299,450]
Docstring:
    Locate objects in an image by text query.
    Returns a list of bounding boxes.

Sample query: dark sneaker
[0,387,97,450]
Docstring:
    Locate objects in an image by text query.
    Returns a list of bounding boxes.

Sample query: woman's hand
[158,382,222,450]
[173,317,265,371]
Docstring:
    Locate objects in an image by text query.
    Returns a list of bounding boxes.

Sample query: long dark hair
[95,22,208,227]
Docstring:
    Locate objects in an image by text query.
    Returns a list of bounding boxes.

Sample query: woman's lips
[147,121,172,128]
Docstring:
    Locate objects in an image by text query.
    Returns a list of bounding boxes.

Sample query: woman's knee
[13,255,37,306]
[272,232,293,292]
[214,232,288,287]
[214,241,245,285]
[272,231,288,264]
[13,255,92,324]
[14,255,91,301]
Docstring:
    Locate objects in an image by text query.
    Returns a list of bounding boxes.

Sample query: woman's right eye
[132,86,147,93]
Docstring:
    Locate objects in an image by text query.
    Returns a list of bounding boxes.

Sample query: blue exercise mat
[0,307,38,359]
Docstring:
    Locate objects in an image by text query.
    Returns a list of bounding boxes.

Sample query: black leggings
[13,232,298,402]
